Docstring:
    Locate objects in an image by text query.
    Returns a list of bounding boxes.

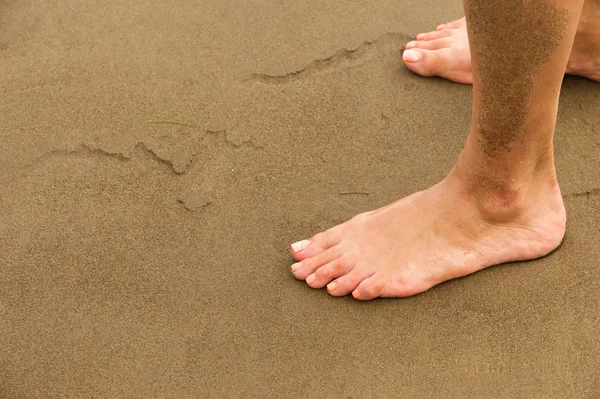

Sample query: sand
[1,0,599,397]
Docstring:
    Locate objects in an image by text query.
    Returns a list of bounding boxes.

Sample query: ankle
[450,173,563,225]
[448,150,561,223]
[448,173,529,221]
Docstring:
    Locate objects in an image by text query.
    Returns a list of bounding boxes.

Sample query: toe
[409,37,451,51]
[290,223,344,261]
[405,40,418,49]
[403,48,473,84]
[305,256,353,289]
[445,18,465,29]
[415,29,452,42]
[402,49,439,77]
[327,270,372,297]
[291,245,342,281]
[437,18,465,31]
[352,274,386,301]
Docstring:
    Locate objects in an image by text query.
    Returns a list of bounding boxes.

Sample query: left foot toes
[402,17,473,84]
[408,38,451,51]
[415,29,452,42]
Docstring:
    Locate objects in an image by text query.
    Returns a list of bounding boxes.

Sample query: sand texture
[1,0,599,397]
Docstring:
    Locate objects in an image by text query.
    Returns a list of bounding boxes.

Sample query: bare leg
[403,0,599,83]
[289,0,582,300]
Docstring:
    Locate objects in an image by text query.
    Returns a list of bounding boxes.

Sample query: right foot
[402,16,600,83]
[289,144,567,300]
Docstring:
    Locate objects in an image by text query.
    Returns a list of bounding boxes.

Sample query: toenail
[416,33,425,40]
[352,290,361,299]
[306,274,316,285]
[291,239,310,252]
[403,50,420,63]
[327,282,336,291]
[406,41,416,48]
[291,263,301,273]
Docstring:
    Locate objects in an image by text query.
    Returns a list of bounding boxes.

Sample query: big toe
[290,224,344,261]
[402,49,439,78]
[402,48,473,84]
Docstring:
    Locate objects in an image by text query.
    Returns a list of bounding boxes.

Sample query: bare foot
[289,159,566,300]
[402,17,600,83]
[403,18,473,84]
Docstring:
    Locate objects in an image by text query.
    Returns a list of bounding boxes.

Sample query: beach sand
[1,0,599,397]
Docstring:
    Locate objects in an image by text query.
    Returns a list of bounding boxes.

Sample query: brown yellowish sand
[1,0,599,397]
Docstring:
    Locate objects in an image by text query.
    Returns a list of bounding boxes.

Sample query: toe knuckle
[394,275,406,288]
[316,267,329,279]
[393,275,412,294]
[302,258,314,270]
[313,232,326,244]
[333,261,344,274]
[366,282,384,296]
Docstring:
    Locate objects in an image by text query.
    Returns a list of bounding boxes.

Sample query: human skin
[403,0,600,83]
[289,0,586,300]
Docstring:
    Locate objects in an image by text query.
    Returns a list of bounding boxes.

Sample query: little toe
[290,224,344,261]
[306,256,353,289]
[352,274,386,301]
[291,245,342,281]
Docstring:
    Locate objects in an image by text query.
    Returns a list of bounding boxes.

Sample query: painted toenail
[291,240,310,252]
[306,274,316,284]
[352,290,360,299]
[403,50,420,63]
[327,282,336,291]
[291,263,301,272]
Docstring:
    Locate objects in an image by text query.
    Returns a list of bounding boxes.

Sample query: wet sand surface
[1,0,599,397]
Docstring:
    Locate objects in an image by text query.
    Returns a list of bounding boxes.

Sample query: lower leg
[568,0,600,79]
[403,0,599,83]
[289,0,582,300]
[447,0,583,228]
